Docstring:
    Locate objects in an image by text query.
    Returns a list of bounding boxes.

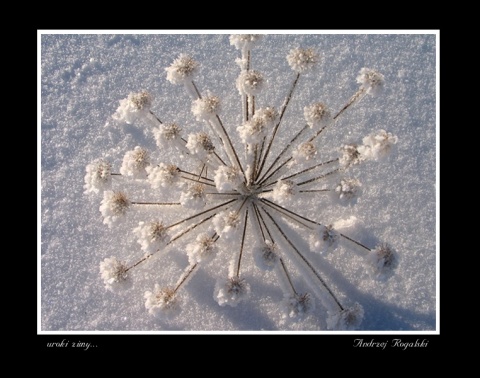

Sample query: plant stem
[131,201,181,205]
[256,72,301,180]
[333,87,366,120]
[339,233,371,252]
[260,199,313,230]
[279,257,297,295]
[260,206,344,311]
[296,168,341,187]
[149,110,163,124]
[256,124,309,184]
[173,263,198,294]
[167,198,236,230]
[168,213,217,245]
[236,208,249,277]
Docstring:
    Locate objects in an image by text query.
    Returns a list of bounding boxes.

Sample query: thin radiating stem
[262,158,339,188]
[235,208,249,277]
[260,199,313,230]
[167,199,236,230]
[149,110,163,124]
[256,124,309,184]
[191,80,202,99]
[180,175,216,187]
[297,168,341,187]
[178,168,214,182]
[256,72,301,179]
[131,201,181,206]
[333,87,366,120]
[168,214,216,245]
[173,263,198,294]
[253,202,274,242]
[339,233,371,252]
[260,206,344,311]
[279,257,297,295]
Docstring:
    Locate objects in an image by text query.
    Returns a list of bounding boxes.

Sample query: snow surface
[40,32,437,332]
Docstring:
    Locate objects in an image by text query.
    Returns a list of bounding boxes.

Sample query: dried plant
[85,34,398,330]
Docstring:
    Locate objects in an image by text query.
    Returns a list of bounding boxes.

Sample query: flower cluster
[85,35,399,330]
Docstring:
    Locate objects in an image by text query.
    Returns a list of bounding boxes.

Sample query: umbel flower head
[86,35,399,330]
[84,158,112,194]
[112,91,152,124]
[287,47,319,73]
[165,54,198,85]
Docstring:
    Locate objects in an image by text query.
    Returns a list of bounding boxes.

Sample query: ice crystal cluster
[85,34,399,330]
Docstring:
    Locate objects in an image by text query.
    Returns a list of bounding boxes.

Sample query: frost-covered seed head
[356,68,385,96]
[367,243,397,279]
[165,54,198,84]
[191,183,205,198]
[149,221,168,241]
[254,241,278,270]
[290,293,313,317]
[310,224,339,253]
[214,165,244,193]
[287,48,319,73]
[225,212,240,227]
[229,34,262,51]
[340,144,363,167]
[99,257,128,285]
[129,91,152,110]
[335,178,361,201]
[272,179,298,204]
[147,163,181,188]
[359,129,398,160]
[327,303,364,330]
[120,146,150,177]
[293,142,317,163]
[304,102,331,128]
[186,132,215,158]
[163,123,182,140]
[255,107,277,126]
[84,159,112,194]
[198,133,215,152]
[187,233,217,264]
[154,123,183,149]
[109,192,130,215]
[144,284,181,318]
[226,277,247,295]
[180,183,207,210]
[192,95,221,121]
[236,70,264,95]
[112,91,152,124]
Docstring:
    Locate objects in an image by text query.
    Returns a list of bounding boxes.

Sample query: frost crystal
[112,91,152,124]
[99,191,130,227]
[287,48,319,73]
[214,276,250,307]
[84,159,112,194]
[327,303,364,330]
[120,146,150,179]
[357,68,385,96]
[144,284,180,318]
[165,54,198,85]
